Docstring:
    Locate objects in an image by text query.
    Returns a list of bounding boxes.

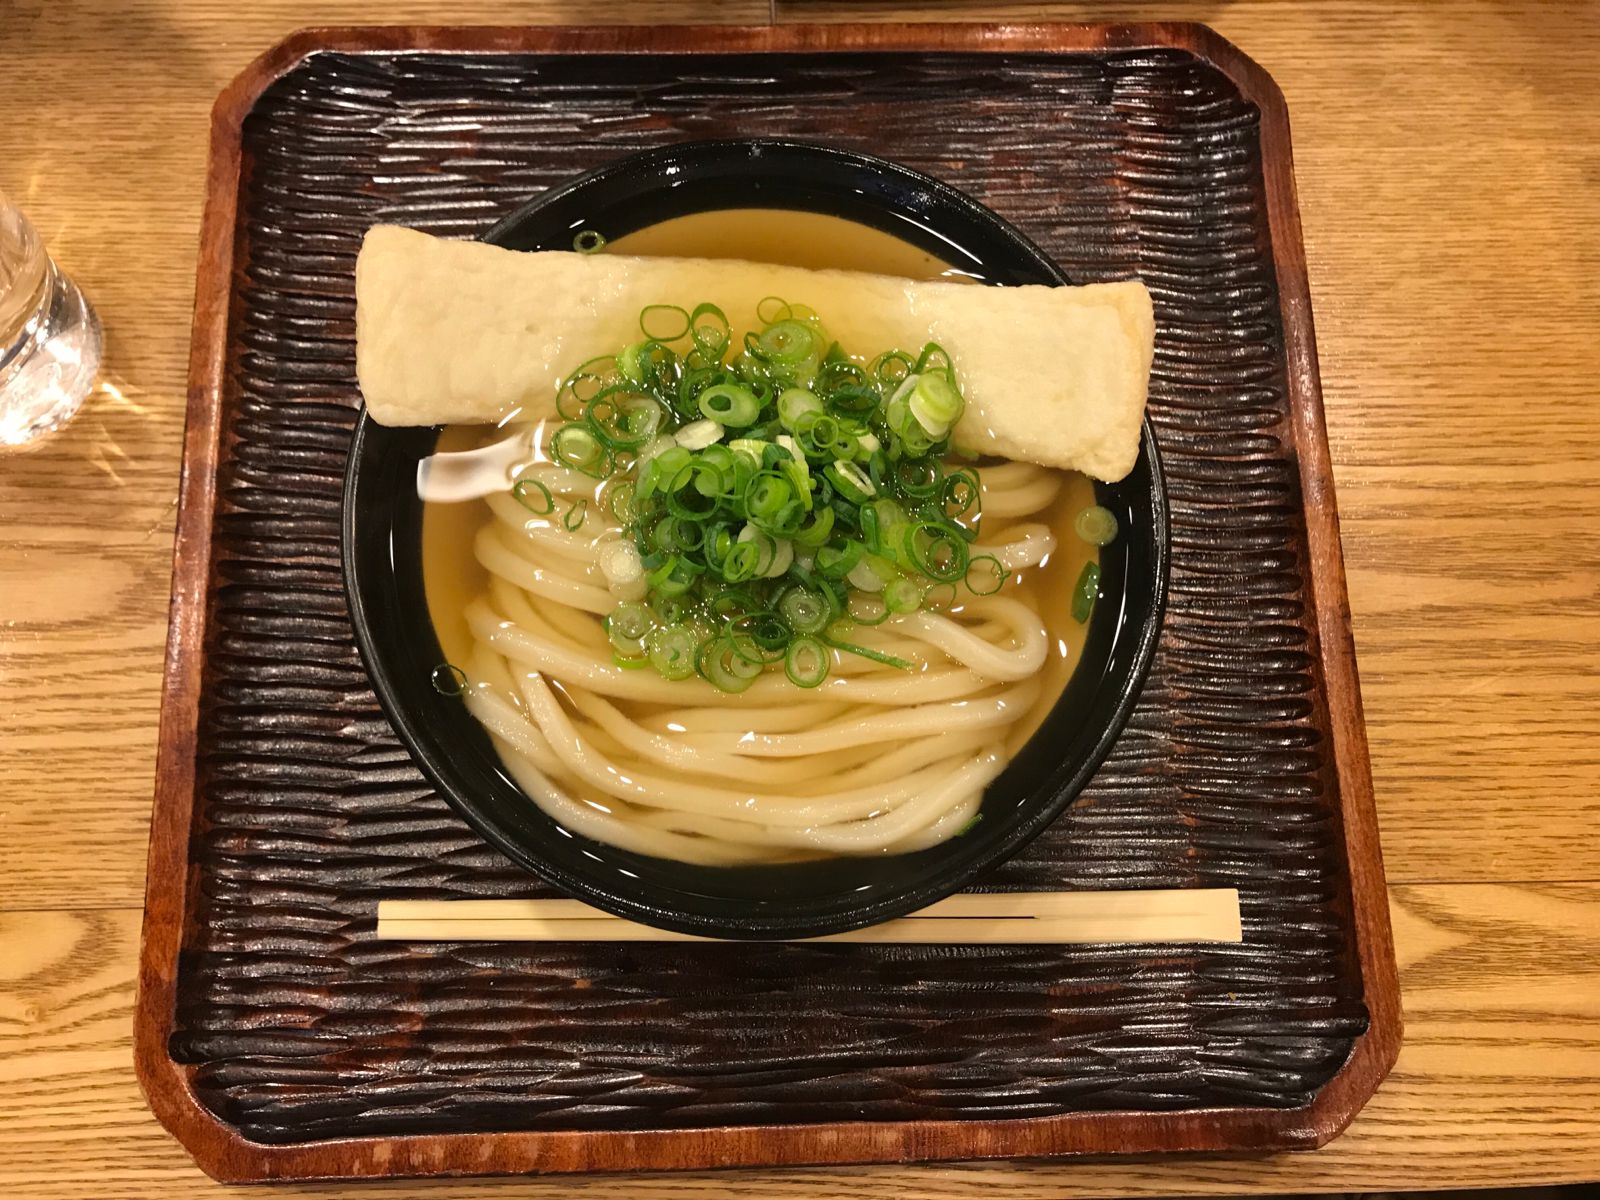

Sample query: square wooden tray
[137,22,1399,1182]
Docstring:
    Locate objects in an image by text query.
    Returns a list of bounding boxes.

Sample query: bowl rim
[483,137,1066,272]
[343,137,1170,938]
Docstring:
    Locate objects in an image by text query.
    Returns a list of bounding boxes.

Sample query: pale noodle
[452,434,1067,864]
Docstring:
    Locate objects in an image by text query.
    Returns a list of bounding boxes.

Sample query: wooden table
[2,1,1597,1194]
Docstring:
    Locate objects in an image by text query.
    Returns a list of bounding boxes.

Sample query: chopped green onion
[816,539,865,578]
[902,521,969,582]
[1072,561,1102,623]
[784,636,829,687]
[809,414,840,451]
[965,554,1008,596]
[825,383,878,416]
[825,459,876,503]
[894,458,942,499]
[779,587,831,634]
[674,419,724,450]
[608,602,653,642]
[430,663,468,696]
[605,480,637,523]
[1075,505,1120,546]
[607,620,646,658]
[587,389,661,449]
[824,635,913,671]
[698,635,762,693]
[563,498,588,531]
[777,387,824,430]
[908,370,964,436]
[736,525,780,577]
[640,304,690,342]
[793,506,835,548]
[617,341,650,385]
[512,478,555,516]
[665,479,717,520]
[758,319,818,365]
[573,230,607,254]
[647,624,698,680]
[744,471,792,514]
[698,383,762,426]
[730,612,790,661]
[707,585,758,623]
[551,424,609,477]
[848,554,892,593]
[915,342,952,374]
[722,541,761,583]
[870,350,915,387]
[650,591,689,624]
[846,591,890,625]
[941,469,980,521]
[657,514,706,552]
[690,303,730,356]
[865,497,909,534]
[885,577,923,614]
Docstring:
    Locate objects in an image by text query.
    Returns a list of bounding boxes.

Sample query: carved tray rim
[136,20,1401,1183]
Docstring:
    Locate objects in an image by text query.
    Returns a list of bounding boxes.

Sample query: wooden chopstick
[376,889,1242,944]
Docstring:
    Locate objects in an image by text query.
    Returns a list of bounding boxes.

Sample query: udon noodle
[443,437,1079,865]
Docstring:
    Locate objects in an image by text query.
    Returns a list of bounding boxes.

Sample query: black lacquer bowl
[343,140,1168,939]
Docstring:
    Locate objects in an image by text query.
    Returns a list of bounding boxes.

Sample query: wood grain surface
[1,0,1597,1193]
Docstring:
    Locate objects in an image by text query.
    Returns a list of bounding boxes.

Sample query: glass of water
[0,186,102,446]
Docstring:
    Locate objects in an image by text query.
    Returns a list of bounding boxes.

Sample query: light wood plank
[3,885,1598,1195]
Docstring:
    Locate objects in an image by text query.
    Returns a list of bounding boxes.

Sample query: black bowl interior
[343,140,1168,939]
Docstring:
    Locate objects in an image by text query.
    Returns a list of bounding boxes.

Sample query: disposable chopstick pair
[376,889,1242,944]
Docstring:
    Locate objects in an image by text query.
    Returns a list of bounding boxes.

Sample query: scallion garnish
[908,371,964,436]
[693,382,757,427]
[824,634,914,672]
[846,591,890,626]
[551,424,609,477]
[885,577,923,614]
[965,554,1009,596]
[640,304,690,342]
[784,636,829,688]
[512,478,555,515]
[698,635,762,693]
[1072,561,1102,624]
[778,586,831,634]
[540,297,1025,691]
[647,623,699,680]
[430,663,468,696]
[1074,504,1120,546]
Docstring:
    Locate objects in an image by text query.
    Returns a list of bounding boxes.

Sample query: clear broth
[420,208,1098,761]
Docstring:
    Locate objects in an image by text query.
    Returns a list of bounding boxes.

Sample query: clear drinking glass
[0,186,102,446]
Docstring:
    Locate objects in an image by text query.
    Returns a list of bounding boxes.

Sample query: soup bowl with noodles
[343,141,1167,939]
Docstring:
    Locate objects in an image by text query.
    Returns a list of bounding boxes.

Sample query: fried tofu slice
[355,225,1152,481]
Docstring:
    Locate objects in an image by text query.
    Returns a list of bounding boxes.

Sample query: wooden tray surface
[137,21,1399,1182]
